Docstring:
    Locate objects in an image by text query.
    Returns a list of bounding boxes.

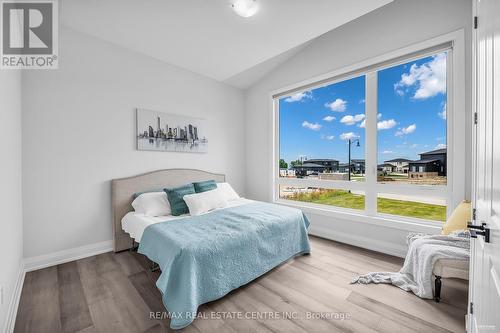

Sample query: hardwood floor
[14,236,468,333]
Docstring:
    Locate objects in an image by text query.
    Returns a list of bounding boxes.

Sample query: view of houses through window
[277,52,448,222]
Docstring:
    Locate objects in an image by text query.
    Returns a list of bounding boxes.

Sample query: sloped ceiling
[61,0,392,88]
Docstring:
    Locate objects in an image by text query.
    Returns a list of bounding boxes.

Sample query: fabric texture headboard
[111,169,225,252]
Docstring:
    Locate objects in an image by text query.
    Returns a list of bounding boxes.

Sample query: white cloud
[340,132,360,141]
[302,121,322,131]
[359,99,365,104]
[321,135,335,141]
[438,102,446,119]
[394,53,447,99]
[382,150,394,154]
[395,124,417,136]
[377,119,397,130]
[340,114,365,125]
[404,124,417,134]
[358,116,397,130]
[284,91,312,103]
[323,115,336,122]
[325,98,347,112]
[435,143,447,149]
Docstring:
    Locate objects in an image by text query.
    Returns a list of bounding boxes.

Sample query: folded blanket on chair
[351,232,470,299]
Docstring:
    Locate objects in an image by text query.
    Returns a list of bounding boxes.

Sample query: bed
[112,169,311,329]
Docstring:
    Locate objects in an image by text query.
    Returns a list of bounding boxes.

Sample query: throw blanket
[351,233,470,299]
[138,201,311,329]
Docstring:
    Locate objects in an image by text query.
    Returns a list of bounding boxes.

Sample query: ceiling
[61,0,392,88]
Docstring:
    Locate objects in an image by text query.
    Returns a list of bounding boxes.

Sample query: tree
[290,159,303,168]
[279,159,288,169]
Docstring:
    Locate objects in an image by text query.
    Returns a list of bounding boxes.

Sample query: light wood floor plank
[77,256,113,305]
[128,271,174,332]
[206,293,276,333]
[223,287,308,333]
[347,291,454,333]
[247,281,346,333]
[114,251,145,277]
[193,304,238,333]
[14,266,62,333]
[259,271,381,333]
[98,253,159,332]
[57,261,93,333]
[87,297,136,333]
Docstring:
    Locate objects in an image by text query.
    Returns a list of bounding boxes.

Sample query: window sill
[274,199,443,234]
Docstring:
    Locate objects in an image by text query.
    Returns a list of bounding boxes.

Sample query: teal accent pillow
[133,189,163,199]
[164,184,196,216]
[193,180,217,193]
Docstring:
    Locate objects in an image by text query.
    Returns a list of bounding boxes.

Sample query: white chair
[432,200,471,303]
[433,258,469,302]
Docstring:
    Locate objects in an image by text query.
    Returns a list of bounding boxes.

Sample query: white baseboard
[24,240,114,272]
[308,225,407,258]
[3,261,25,333]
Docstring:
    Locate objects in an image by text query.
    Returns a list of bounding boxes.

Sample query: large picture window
[279,75,365,182]
[377,53,447,186]
[274,47,453,224]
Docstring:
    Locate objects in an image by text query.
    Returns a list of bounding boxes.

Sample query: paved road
[351,191,446,205]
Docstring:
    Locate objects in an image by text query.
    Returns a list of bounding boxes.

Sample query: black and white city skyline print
[136,108,208,153]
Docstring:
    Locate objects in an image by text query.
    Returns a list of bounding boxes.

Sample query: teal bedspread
[138,201,311,329]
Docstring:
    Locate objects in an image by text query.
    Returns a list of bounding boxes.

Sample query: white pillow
[132,192,171,217]
[183,188,228,216]
[216,182,240,202]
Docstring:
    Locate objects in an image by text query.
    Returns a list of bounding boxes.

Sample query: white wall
[0,70,23,330]
[245,0,472,256]
[22,27,246,258]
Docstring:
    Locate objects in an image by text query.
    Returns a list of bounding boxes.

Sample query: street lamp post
[348,139,360,182]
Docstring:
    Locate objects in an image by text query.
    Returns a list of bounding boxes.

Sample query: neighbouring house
[351,159,365,174]
[338,159,365,174]
[303,159,339,172]
[420,148,447,174]
[408,148,447,178]
[279,169,296,177]
[378,163,395,173]
[292,159,339,177]
[293,162,327,177]
[384,158,411,173]
[338,163,349,173]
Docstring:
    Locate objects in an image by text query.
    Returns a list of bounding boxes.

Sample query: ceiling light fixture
[232,0,259,18]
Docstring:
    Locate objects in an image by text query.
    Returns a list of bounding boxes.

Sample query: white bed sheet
[122,198,253,242]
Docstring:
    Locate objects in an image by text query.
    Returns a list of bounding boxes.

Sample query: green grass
[377,197,446,222]
[288,189,365,210]
[287,189,446,222]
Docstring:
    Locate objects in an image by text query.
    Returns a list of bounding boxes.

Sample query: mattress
[122,197,254,242]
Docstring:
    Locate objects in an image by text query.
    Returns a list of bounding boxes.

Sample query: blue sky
[279,52,447,165]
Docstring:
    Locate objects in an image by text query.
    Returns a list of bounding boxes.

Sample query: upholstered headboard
[111,169,225,252]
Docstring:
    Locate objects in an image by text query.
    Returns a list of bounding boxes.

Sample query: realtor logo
[1,0,58,69]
